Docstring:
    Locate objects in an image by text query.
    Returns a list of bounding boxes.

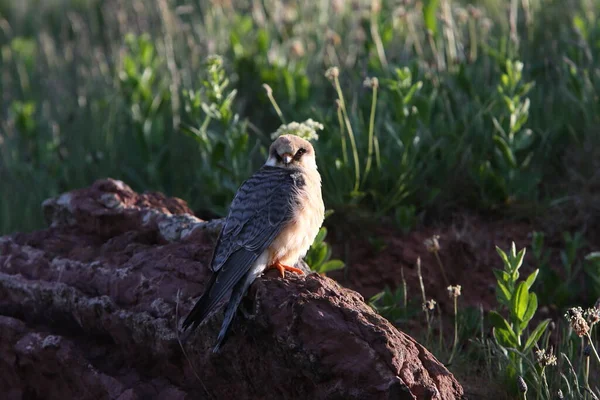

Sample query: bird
[181,134,325,352]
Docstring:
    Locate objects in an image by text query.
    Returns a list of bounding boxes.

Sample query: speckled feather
[181,166,302,333]
[211,166,304,271]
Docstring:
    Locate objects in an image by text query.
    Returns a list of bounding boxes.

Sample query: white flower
[271,119,324,141]
[325,67,339,81]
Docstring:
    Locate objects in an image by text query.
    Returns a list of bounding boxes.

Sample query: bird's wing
[210,166,302,271]
[181,166,302,331]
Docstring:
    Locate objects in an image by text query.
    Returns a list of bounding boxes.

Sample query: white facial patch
[265,156,277,166]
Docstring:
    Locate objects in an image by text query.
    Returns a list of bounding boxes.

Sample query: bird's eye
[271,149,282,162]
[294,148,307,160]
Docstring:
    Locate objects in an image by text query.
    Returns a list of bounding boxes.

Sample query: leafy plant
[489,243,550,384]
[531,231,569,307]
[321,65,435,215]
[305,226,345,275]
[477,60,538,206]
[118,33,170,188]
[369,285,417,324]
[532,230,588,307]
[560,231,586,281]
[585,252,600,298]
[181,55,257,216]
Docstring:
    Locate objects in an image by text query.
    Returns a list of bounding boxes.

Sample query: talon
[268,261,304,278]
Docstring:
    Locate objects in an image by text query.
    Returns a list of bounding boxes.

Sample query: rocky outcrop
[0,179,464,400]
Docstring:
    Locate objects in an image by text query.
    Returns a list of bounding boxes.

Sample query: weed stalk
[263,84,286,124]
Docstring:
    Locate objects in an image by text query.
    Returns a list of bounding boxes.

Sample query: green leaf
[514,247,526,270]
[524,269,539,289]
[531,231,544,256]
[493,135,517,168]
[422,0,440,34]
[510,242,517,259]
[403,81,423,105]
[573,15,588,40]
[256,29,269,53]
[313,227,327,246]
[523,319,551,353]
[515,129,534,151]
[319,260,345,273]
[489,311,511,331]
[489,311,519,347]
[585,252,600,262]
[493,268,510,283]
[489,312,519,348]
[311,244,328,267]
[494,327,519,349]
[496,280,512,305]
[511,281,529,322]
[369,291,384,306]
[496,246,510,268]
[491,117,507,137]
[521,292,538,327]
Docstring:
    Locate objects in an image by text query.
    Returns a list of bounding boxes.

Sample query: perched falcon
[181,134,325,352]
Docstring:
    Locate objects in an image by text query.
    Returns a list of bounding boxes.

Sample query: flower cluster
[422,299,436,311]
[447,285,462,299]
[424,235,441,253]
[271,119,324,141]
[534,348,557,367]
[565,307,589,337]
[363,77,379,89]
[584,306,600,326]
[325,67,339,81]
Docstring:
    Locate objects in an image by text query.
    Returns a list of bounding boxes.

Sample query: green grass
[2,0,600,234]
[2,0,600,397]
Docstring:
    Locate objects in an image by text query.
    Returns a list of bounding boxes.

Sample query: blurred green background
[1,0,599,234]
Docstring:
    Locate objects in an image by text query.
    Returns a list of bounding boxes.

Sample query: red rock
[0,178,464,399]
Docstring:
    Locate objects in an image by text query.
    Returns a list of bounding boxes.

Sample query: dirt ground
[327,213,544,312]
[325,211,600,398]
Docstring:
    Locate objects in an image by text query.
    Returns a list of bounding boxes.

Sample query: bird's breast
[268,169,324,266]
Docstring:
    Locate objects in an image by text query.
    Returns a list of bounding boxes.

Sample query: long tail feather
[212,254,267,353]
[181,249,258,332]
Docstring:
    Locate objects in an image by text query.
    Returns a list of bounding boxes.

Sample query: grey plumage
[181,166,304,349]
[211,256,266,353]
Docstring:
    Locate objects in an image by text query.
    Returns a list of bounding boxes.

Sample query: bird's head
[266,135,317,170]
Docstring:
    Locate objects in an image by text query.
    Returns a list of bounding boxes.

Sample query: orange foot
[268,261,304,278]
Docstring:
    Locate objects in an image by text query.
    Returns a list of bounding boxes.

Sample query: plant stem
[401,267,407,309]
[200,115,212,135]
[369,1,388,68]
[373,135,381,170]
[433,250,450,287]
[265,87,286,124]
[333,75,361,192]
[540,367,550,400]
[417,258,432,343]
[440,0,457,69]
[585,332,600,365]
[336,103,348,165]
[584,354,590,393]
[362,83,378,186]
[448,296,458,364]
[417,257,426,305]
[437,303,443,351]
[468,18,477,62]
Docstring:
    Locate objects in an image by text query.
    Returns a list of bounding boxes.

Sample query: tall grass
[1,0,599,235]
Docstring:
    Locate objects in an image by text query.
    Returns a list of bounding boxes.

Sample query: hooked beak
[281,153,293,165]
